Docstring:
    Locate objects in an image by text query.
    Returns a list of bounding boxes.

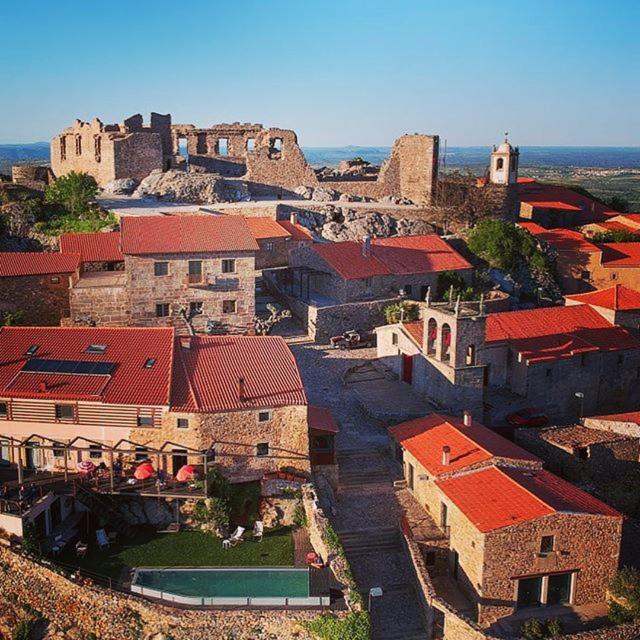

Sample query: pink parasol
[77,460,96,474]
[175,465,195,482]
[134,462,154,480]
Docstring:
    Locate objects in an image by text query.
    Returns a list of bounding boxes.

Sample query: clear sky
[1,0,638,146]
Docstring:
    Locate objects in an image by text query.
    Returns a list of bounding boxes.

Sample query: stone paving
[291,343,429,639]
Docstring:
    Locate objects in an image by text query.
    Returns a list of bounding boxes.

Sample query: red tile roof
[519,223,600,253]
[565,285,640,311]
[312,235,471,280]
[120,215,259,255]
[485,305,640,362]
[589,411,640,425]
[402,321,424,346]
[0,252,80,277]
[0,327,174,406]
[308,405,339,433]
[436,466,619,533]
[171,335,307,412]
[591,220,640,235]
[245,217,292,240]
[522,200,582,212]
[277,220,313,241]
[389,413,539,477]
[600,243,640,267]
[5,372,110,401]
[59,232,124,263]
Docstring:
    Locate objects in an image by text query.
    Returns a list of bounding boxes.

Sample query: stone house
[58,231,124,272]
[0,326,310,483]
[565,284,640,331]
[0,252,80,325]
[245,215,312,270]
[288,234,473,305]
[390,412,623,626]
[376,298,640,424]
[582,213,640,238]
[63,215,258,332]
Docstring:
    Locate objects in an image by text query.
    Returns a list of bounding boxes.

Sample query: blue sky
[1,0,638,146]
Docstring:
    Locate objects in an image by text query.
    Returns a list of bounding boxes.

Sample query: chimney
[362,235,371,257]
[290,212,298,225]
[38,381,48,393]
[463,410,472,427]
[180,336,192,350]
[238,377,246,401]
[442,445,451,466]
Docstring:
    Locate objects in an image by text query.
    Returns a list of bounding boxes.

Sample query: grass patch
[57,526,294,581]
[304,612,371,640]
[33,210,117,235]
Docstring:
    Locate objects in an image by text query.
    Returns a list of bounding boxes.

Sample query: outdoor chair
[95,528,109,549]
[253,520,264,542]
[225,526,245,547]
[75,541,88,558]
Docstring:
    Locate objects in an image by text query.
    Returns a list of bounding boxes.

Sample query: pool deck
[293,527,343,601]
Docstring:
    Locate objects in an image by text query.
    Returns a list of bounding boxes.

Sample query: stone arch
[441,323,452,362]
[427,317,438,355]
[496,157,504,170]
[466,344,476,366]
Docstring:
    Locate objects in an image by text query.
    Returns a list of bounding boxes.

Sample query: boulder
[142,499,173,528]
[396,218,436,236]
[311,187,338,202]
[133,169,226,204]
[294,185,314,200]
[102,178,138,195]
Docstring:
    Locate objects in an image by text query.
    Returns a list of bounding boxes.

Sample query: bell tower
[490,133,519,185]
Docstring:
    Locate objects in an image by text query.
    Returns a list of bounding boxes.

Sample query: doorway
[402,353,413,384]
[172,449,188,476]
[406,462,414,490]
[26,441,42,469]
[547,573,572,605]
[517,576,543,609]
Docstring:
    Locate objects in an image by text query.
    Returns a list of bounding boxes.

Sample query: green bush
[33,210,116,236]
[609,566,640,620]
[467,219,539,271]
[592,229,637,243]
[12,618,36,640]
[546,618,563,638]
[304,611,371,640]
[384,301,419,324]
[520,617,545,640]
[609,600,635,624]
[44,171,98,217]
[293,504,308,529]
[436,270,475,301]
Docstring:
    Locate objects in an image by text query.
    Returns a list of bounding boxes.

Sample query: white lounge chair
[225,526,245,547]
[253,520,264,542]
[96,528,109,549]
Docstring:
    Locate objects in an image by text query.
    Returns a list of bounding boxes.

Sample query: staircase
[338,526,403,558]
[73,483,135,537]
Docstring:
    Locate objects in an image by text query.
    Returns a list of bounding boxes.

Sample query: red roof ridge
[173,337,201,412]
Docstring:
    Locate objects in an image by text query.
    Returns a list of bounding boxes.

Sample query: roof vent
[85,344,107,354]
[144,357,157,369]
[442,445,451,466]
[463,410,472,427]
[180,336,192,350]
[290,212,298,225]
[25,345,39,356]
[38,381,48,393]
[238,377,246,401]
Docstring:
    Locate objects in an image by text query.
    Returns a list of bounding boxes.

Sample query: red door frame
[402,353,413,385]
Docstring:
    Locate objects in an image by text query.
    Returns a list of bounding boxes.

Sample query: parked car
[329,330,374,350]
[506,408,549,428]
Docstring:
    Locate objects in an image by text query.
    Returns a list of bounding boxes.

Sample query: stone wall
[69,278,130,325]
[11,165,54,190]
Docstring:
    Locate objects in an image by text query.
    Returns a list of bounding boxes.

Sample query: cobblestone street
[291,344,429,639]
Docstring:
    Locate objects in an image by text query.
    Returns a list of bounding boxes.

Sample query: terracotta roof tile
[277,220,313,241]
[588,411,640,425]
[600,243,640,267]
[245,217,292,240]
[519,223,600,253]
[402,321,424,346]
[565,285,640,311]
[0,252,80,277]
[59,232,124,263]
[120,215,259,254]
[313,235,471,280]
[308,405,339,433]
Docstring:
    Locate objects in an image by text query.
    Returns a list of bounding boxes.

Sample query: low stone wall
[0,545,319,640]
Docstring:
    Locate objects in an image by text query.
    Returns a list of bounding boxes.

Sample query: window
[404,285,413,297]
[52,442,65,457]
[466,344,476,366]
[246,138,255,152]
[364,277,373,289]
[177,418,189,429]
[189,301,203,315]
[546,368,552,378]
[611,272,618,281]
[580,353,587,367]
[581,270,591,281]
[85,344,107,354]
[196,133,207,154]
[188,260,203,283]
[75,134,82,156]
[258,410,272,423]
[540,535,555,554]
[137,415,154,427]
[618,354,624,365]
[392,332,398,346]
[268,138,283,159]
[265,241,274,252]
[496,157,504,170]
[94,135,101,162]
[221,259,236,274]
[154,261,169,276]
[60,136,67,161]
[144,357,156,368]
[50,276,60,284]
[256,442,269,457]
[0,402,7,419]
[25,345,39,356]
[89,444,103,459]
[135,446,149,461]
[55,404,74,421]
[156,303,170,317]
[223,300,236,314]
[217,138,229,156]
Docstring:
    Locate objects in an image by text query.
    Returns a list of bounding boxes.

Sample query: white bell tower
[490,133,519,185]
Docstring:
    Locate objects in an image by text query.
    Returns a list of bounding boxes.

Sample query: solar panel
[22,358,115,376]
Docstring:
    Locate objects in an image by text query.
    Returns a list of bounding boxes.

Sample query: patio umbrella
[134,462,154,480]
[176,465,195,482]
[77,460,96,474]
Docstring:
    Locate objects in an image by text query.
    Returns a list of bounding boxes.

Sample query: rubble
[132,169,226,203]
[102,178,138,195]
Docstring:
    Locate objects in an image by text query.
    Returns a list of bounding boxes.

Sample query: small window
[392,332,398,346]
[189,301,204,315]
[135,446,149,461]
[137,415,154,427]
[154,261,169,276]
[611,272,618,281]
[580,353,587,366]
[144,357,156,368]
[155,303,170,317]
[617,354,624,365]
[540,535,555,554]
[75,134,82,156]
[404,285,413,297]
[89,444,103,459]
[52,442,65,457]
[188,260,203,283]
[94,135,101,163]
[364,277,373,288]
[265,241,274,252]
[576,446,590,460]
[466,344,476,366]
[50,276,61,284]
[0,402,8,419]
[222,300,236,314]
[256,442,269,457]
[496,157,504,170]
[258,410,272,423]
[25,345,39,356]
[546,368,552,378]
[581,271,591,281]
[268,138,283,159]
[85,344,107,354]
[246,138,255,152]
[221,259,236,274]
[217,138,229,156]
[60,136,67,161]
[177,418,189,429]
[55,404,75,421]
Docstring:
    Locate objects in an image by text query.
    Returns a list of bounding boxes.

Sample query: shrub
[467,219,538,271]
[12,619,36,640]
[304,611,371,640]
[546,618,563,638]
[21,521,41,558]
[520,618,545,640]
[592,229,637,243]
[436,270,475,301]
[293,504,307,529]
[609,566,640,620]
[384,301,419,324]
[44,171,98,217]
[609,600,635,624]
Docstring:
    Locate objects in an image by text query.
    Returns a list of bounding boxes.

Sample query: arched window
[496,157,504,170]
[466,344,476,366]
[75,134,82,156]
[441,323,452,362]
[427,318,438,355]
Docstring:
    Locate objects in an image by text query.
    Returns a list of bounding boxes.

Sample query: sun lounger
[224,526,245,548]
[253,520,264,542]
[96,528,109,549]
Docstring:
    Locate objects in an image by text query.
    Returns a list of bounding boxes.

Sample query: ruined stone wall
[0,273,74,325]
[125,252,255,332]
[11,165,54,190]
[113,132,164,182]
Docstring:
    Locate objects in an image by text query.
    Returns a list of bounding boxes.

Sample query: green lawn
[57,526,294,581]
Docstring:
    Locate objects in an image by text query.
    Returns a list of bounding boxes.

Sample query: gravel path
[292,344,428,639]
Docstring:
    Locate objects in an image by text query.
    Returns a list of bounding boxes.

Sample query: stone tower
[490,134,519,185]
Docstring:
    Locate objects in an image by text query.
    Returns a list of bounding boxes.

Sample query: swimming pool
[131,567,328,607]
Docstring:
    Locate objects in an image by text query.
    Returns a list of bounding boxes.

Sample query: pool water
[132,567,310,598]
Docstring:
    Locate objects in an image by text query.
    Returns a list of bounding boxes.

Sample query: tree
[384,301,419,324]
[253,304,291,335]
[44,172,98,217]
[609,566,640,621]
[605,195,631,213]
[436,271,474,301]
[592,229,637,243]
[467,219,539,271]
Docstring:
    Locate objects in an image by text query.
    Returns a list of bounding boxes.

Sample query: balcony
[189,276,241,292]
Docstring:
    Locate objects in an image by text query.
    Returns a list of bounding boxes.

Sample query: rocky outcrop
[102,178,138,195]
[118,498,173,528]
[133,170,226,204]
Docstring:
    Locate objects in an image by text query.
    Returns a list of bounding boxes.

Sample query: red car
[506,408,549,428]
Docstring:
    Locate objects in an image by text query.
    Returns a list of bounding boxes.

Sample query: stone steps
[339,527,402,556]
